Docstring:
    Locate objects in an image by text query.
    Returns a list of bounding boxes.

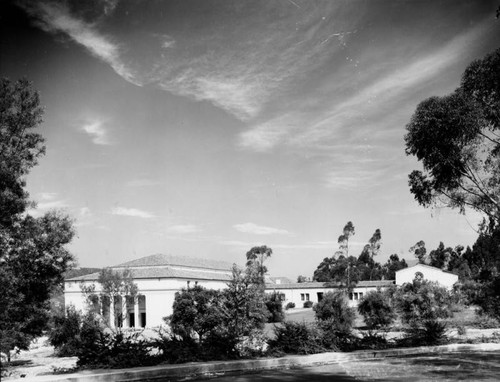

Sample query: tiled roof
[68,266,233,282]
[114,253,235,270]
[265,280,394,290]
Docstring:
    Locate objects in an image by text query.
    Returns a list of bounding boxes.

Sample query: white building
[395,263,458,290]
[265,280,394,308]
[65,254,234,328]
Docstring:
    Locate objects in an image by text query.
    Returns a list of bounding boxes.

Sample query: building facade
[265,280,395,308]
[395,263,459,290]
[65,254,234,328]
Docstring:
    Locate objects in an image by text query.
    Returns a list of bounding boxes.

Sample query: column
[122,295,128,328]
[109,297,115,329]
[134,296,139,329]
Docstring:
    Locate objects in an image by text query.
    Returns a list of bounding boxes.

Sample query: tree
[0,78,75,360]
[337,221,355,257]
[313,291,356,335]
[169,285,225,343]
[222,264,269,338]
[357,291,396,330]
[357,229,383,280]
[405,48,500,228]
[245,245,272,282]
[81,268,138,328]
[409,240,427,264]
[297,275,308,283]
[394,278,452,345]
[381,254,408,280]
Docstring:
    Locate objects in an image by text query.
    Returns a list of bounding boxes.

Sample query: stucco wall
[395,264,458,289]
[265,285,385,308]
[64,277,229,328]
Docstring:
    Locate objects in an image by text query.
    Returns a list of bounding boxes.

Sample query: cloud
[20,1,138,85]
[234,223,290,235]
[111,207,155,218]
[240,20,490,151]
[81,119,111,145]
[166,224,202,234]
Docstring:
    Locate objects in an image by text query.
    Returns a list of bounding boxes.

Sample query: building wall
[265,284,386,308]
[64,277,229,328]
[395,264,458,289]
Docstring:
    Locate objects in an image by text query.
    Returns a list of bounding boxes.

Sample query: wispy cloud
[167,224,202,234]
[81,119,111,145]
[111,207,155,219]
[240,20,490,151]
[234,222,290,235]
[20,1,138,85]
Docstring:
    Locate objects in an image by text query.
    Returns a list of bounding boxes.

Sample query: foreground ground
[184,350,500,382]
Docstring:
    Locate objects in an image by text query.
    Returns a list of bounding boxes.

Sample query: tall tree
[404,48,500,228]
[410,240,427,264]
[381,254,408,280]
[245,245,272,282]
[337,221,355,257]
[0,78,74,360]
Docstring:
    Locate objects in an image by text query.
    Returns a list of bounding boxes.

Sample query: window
[354,292,358,300]
[301,293,305,301]
[349,293,353,300]
[359,292,363,299]
[305,293,310,301]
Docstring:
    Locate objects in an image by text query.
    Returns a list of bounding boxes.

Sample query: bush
[357,291,396,330]
[268,321,325,355]
[394,279,453,346]
[314,292,355,334]
[48,306,82,356]
[265,293,285,323]
[76,313,158,368]
[303,300,313,308]
[399,320,448,347]
[285,302,296,310]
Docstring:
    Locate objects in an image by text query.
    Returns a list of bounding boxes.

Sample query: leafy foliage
[394,278,452,345]
[245,245,272,281]
[405,48,500,227]
[80,268,138,328]
[268,321,325,355]
[76,313,157,368]
[265,292,285,323]
[357,291,396,330]
[313,291,355,335]
[48,306,82,356]
[0,78,75,359]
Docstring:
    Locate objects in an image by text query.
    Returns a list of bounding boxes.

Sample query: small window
[349,293,353,300]
[354,292,358,300]
[301,293,305,301]
[359,292,363,299]
[306,293,310,301]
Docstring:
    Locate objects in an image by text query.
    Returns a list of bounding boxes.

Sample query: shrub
[76,313,158,368]
[265,292,285,323]
[357,291,396,330]
[268,321,325,355]
[48,306,82,356]
[314,292,355,334]
[394,279,453,346]
[285,302,296,310]
[303,300,313,308]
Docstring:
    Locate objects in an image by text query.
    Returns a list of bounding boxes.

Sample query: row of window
[348,292,364,300]
[300,293,310,301]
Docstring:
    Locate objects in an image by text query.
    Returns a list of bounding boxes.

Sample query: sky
[1,0,499,280]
